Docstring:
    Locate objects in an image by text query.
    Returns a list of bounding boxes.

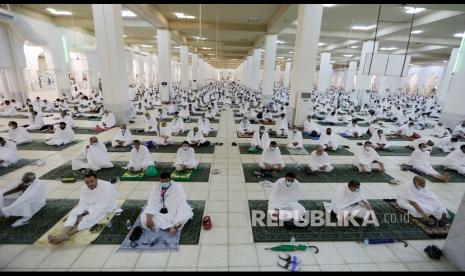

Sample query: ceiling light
[343,54,353,57]
[411,30,423,34]
[454,33,464,38]
[46,8,72,16]
[192,36,207,40]
[121,10,137,17]
[443,60,448,63]
[173,12,195,19]
[140,44,153,48]
[380,47,397,51]
[318,42,326,46]
[350,45,358,49]
[289,51,294,54]
[173,46,180,49]
[277,40,286,44]
[123,35,128,38]
[323,4,336,7]
[404,7,425,14]
[202,47,212,50]
[352,24,377,31]
[277,56,284,59]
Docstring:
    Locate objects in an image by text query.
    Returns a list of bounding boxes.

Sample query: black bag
[130,226,143,248]
[424,245,442,260]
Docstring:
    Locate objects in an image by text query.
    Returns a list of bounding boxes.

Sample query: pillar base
[103,102,131,125]
[60,88,72,99]
[440,111,464,129]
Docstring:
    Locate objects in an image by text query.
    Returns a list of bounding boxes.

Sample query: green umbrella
[264,244,309,252]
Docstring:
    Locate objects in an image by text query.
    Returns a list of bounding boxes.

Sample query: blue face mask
[161,181,171,189]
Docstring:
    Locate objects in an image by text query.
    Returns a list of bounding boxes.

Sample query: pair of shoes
[11,217,30,228]
[278,253,302,272]
[202,216,212,230]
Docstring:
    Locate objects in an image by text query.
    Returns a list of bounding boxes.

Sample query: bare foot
[48,233,70,245]
[169,227,177,235]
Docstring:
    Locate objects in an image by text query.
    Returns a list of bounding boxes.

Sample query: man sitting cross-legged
[111,124,133,148]
[155,121,174,146]
[353,141,385,173]
[0,172,46,227]
[259,141,285,173]
[251,125,270,150]
[307,145,333,174]
[71,136,114,172]
[406,142,450,183]
[45,122,75,146]
[126,140,155,172]
[442,144,465,176]
[267,172,305,227]
[318,127,339,151]
[0,137,18,168]
[186,127,210,147]
[286,128,304,150]
[396,176,449,226]
[48,173,118,245]
[173,141,199,172]
[369,129,390,150]
[237,117,253,136]
[328,180,374,222]
[141,172,194,235]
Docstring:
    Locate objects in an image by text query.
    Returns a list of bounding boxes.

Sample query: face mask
[293,130,297,133]
[364,146,371,151]
[259,129,264,133]
[183,147,188,151]
[354,188,360,193]
[270,147,276,151]
[161,181,171,189]
[285,180,293,187]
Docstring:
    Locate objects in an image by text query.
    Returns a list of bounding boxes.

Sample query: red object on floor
[202,215,212,230]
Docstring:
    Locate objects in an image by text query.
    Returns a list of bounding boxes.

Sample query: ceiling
[12,4,465,69]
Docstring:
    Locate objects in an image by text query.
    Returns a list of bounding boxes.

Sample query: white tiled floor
[0,107,463,271]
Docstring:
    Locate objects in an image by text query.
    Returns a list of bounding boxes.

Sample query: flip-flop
[278,259,301,272]
[279,253,302,264]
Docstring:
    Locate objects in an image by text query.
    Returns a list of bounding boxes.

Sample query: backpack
[144,165,158,177]
[130,226,143,248]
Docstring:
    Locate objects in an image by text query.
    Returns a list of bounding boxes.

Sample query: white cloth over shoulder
[128,145,154,171]
[0,179,46,218]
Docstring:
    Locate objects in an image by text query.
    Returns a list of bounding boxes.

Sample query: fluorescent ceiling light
[277,40,286,44]
[173,12,195,19]
[454,33,464,38]
[323,4,336,7]
[343,54,353,57]
[289,51,294,54]
[350,45,358,49]
[411,30,423,34]
[140,44,153,48]
[277,56,284,59]
[46,8,72,16]
[173,46,180,49]
[352,24,376,31]
[202,47,212,50]
[123,35,128,38]
[443,60,447,63]
[404,7,425,14]
[380,47,397,51]
[122,10,137,17]
[318,42,326,46]
[192,36,207,40]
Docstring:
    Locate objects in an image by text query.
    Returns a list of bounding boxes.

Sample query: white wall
[403,64,445,95]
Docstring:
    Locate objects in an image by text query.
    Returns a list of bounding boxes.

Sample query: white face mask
[353,188,360,193]
[285,180,294,187]
[182,147,188,151]
[364,146,371,151]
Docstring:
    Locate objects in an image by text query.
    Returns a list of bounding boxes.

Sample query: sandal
[279,253,302,264]
[202,215,212,230]
[278,259,301,272]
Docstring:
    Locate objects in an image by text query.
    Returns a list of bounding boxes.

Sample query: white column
[443,192,465,270]
[283,61,291,89]
[261,34,278,104]
[91,4,130,123]
[275,64,282,86]
[345,61,357,91]
[317,52,331,92]
[180,45,189,90]
[251,48,261,91]
[355,40,379,106]
[440,35,465,128]
[288,4,323,126]
[157,28,172,102]
[191,53,198,90]
[438,48,459,106]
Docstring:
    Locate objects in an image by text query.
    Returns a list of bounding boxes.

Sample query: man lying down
[48,173,118,245]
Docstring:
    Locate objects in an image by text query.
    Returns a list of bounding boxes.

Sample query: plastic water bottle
[363,239,370,246]
[125,220,132,231]
[107,219,112,228]
[291,236,296,245]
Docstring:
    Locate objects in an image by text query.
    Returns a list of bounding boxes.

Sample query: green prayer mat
[376,146,448,157]
[242,163,394,183]
[40,161,211,182]
[248,199,435,242]
[28,127,103,135]
[171,169,194,182]
[120,170,146,181]
[340,133,411,141]
[92,200,205,245]
[106,144,216,154]
[0,115,29,119]
[161,118,199,123]
[0,199,78,244]
[238,144,352,156]
[408,165,465,183]
[317,121,346,127]
[235,119,260,125]
[130,129,218,137]
[16,140,81,151]
[0,159,36,177]
[74,116,102,121]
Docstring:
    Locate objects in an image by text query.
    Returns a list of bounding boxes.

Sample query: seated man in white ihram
[443,144,465,176]
[7,121,32,145]
[251,125,270,150]
[126,140,154,172]
[170,113,186,133]
[286,128,304,150]
[237,117,253,135]
[0,136,18,168]
[260,141,285,172]
[197,116,213,136]
[26,111,45,130]
[344,120,363,137]
[112,124,133,147]
[406,142,450,183]
[397,176,449,226]
[0,172,46,227]
[268,172,305,226]
[369,129,390,150]
[0,100,17,116]
[155,121,174,146]
[143,112,158,133]
[173,141,199,171]
[307,145,333,173]
[275,113,289,136]
[318,127,339,151]
[96,110,116,130]
[141,172,193,235]
[45,122,75,146]
[186,127,209,147]
[353,141,385,173]
[452,120,465,138]
[48,173,118,245]
[327,180,374,221]
[71,136,114,171]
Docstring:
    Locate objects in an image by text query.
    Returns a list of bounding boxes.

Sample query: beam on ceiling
[169,20,267,33]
